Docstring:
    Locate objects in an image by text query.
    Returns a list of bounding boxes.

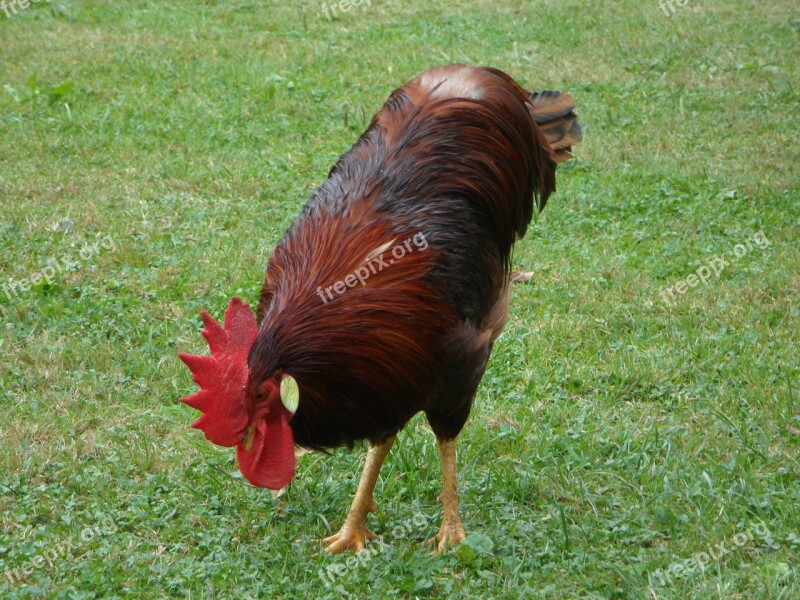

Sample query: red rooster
[179,64,581,553]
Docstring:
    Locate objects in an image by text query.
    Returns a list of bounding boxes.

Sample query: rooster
[179,64,581,553]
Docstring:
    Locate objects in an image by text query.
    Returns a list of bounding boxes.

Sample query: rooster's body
[180,64,581,552]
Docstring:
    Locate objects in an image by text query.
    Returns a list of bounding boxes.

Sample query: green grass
[1,0,798,597]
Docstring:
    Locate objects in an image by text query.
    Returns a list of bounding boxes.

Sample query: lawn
[1,0,798,598]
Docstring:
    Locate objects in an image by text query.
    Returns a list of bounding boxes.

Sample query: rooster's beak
[242,423,257,451]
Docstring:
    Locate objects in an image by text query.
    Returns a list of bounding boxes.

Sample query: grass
[1,0,798,597]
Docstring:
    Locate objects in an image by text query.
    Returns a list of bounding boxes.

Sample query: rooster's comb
[178,297,258,447]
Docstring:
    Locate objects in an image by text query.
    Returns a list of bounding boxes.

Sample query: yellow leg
[428,437,467,553]
[322,434,396,553]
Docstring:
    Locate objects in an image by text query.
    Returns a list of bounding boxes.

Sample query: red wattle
[237,409,296,490]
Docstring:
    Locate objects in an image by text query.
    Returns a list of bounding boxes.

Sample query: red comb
[178,297,258,447]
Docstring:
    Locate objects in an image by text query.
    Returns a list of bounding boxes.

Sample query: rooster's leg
[428,437,467,553]
[322,434,396,553]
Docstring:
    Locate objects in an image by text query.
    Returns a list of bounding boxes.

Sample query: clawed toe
[322,526,377,554]
[426,522,466,554]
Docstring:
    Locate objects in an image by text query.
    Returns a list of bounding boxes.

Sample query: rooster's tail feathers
[528,91,582,164]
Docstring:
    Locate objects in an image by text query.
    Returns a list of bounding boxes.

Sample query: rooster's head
[178,297,297,490]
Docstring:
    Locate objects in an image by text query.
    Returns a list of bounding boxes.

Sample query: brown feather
[527,90,577,122]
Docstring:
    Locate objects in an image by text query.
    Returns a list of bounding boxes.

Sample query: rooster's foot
[426,521,466,554]
[322,522,377,554]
